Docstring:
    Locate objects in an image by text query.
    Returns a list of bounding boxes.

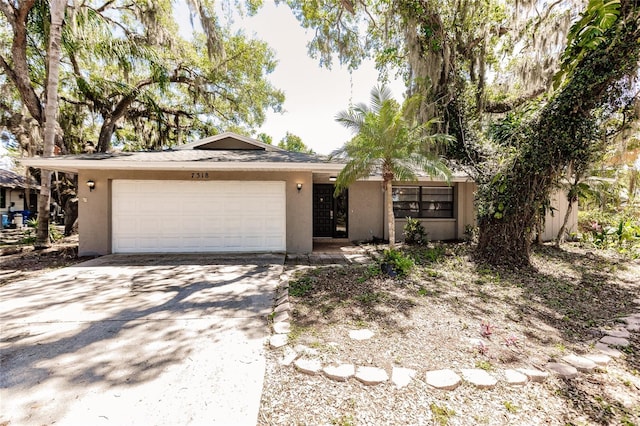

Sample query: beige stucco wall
[77,170,313,256]
[347,180,477,243]
[393,181,477,241]
[347,180,385,242]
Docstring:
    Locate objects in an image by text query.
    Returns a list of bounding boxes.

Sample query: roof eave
[19,158,346,174]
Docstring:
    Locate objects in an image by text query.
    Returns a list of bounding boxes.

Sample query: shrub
[381,248,414,277]
[403,217,428,246]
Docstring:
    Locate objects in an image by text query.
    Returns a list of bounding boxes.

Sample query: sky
[180,1,406,155]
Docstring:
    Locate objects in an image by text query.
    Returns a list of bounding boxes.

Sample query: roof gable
[176,132,285,152]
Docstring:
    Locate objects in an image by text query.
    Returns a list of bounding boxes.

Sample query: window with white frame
[392,186,454,218]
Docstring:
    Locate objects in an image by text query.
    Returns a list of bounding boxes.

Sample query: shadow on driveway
[1,253,284,425]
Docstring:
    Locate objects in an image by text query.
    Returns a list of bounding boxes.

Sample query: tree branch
[484,87,546,113]
[0,0,16,29]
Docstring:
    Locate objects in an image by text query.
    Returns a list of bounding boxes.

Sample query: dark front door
[313,184,348,238]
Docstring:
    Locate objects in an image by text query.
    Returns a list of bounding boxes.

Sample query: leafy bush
[579,211,640,257]
[381,248,414,277]
[403,217,428,245]
[21,219,63,244]
[288,276,314,297]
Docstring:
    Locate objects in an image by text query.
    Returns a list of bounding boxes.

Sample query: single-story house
[0,168,39,227]
[21,132,576,256]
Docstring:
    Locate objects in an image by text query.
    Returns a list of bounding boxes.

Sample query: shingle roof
[51,148,337,164]
[0,169,39,189]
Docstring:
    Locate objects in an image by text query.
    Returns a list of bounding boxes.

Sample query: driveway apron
[0,253,284,425]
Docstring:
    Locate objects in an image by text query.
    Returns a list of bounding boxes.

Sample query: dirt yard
[259,243,640,426]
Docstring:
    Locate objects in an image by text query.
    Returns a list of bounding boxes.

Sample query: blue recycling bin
[1,214,8,228]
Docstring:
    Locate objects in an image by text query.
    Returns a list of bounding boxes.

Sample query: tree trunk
[385,178,395,248]
[97,118,117,153]
[476,205,535,267]
[35,0,65,249]
[475,3,639,266]
[555,200,574,246]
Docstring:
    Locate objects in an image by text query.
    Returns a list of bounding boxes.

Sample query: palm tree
[332,85,452,248]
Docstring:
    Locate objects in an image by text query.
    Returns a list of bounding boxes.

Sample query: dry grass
[259,243,640,426]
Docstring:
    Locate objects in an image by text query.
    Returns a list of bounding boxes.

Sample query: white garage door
[112,180,286,253]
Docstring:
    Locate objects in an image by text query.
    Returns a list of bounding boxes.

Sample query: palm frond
[369,85,394,114]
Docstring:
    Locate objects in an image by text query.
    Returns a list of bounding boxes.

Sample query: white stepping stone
[273,321,290,334]
[349,329,375,340]
[425,369,462,390]
[583,353,611,366]
[595,342,623,358]
[294,358,322,375]
[273,311,289,323]
[323,364,355,382]
[293,345,319,357]
[547,362,578,379]
[355,366,388,385]
[461,368,498,389]
[279,347,298,366]
[274,301,290,313]
[269,334,288,349]
[561,354,597,373]
[621,316,640,325]
[627,323,640,332]
[599,335,630,347]
[392,367,416,389]
[504,369,528,386]
[275,294,288,306]
[516,368,549,383]
[604,329,631,339]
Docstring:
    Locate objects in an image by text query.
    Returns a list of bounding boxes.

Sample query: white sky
[179,1,406,154]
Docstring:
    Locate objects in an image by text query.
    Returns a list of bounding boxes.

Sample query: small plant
[430,403,455,426]
[504,334,519,347]
[464,224,478,242]
[289,276,313,297]
[380,248,414,277]
[476,341,489,355]
[480,321,494,338]
[355,291,385,304]
[403,217,428,245]
[475,360,493,371]
[331,414,355,426]
[22,219,62,243]
[503,401,519,413]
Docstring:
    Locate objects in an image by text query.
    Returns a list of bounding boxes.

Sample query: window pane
[393,187,419,217]
[393,187,419,202]
[420,187,453,218]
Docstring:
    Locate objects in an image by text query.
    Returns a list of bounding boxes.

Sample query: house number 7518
[191,172,209,179]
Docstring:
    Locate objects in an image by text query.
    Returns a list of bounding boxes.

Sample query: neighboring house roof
[0,169,39,189]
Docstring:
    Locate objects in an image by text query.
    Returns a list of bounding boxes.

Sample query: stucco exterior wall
[393,182,477,242]
[77,170,313,256]
[348,180,477,243]
[348,180,385,242]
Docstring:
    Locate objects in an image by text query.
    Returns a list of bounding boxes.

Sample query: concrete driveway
[0,253,284,425]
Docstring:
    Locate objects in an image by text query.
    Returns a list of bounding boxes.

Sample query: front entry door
[313,184,348,238]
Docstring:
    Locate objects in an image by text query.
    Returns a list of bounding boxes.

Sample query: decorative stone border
[268,271,640,390]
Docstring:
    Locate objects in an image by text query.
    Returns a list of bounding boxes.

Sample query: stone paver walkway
[269,256,640,391]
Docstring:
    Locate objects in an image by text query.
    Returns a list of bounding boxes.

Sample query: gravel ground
[259,243,640,426]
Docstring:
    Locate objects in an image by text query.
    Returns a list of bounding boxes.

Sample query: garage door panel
[112,180,286,253]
